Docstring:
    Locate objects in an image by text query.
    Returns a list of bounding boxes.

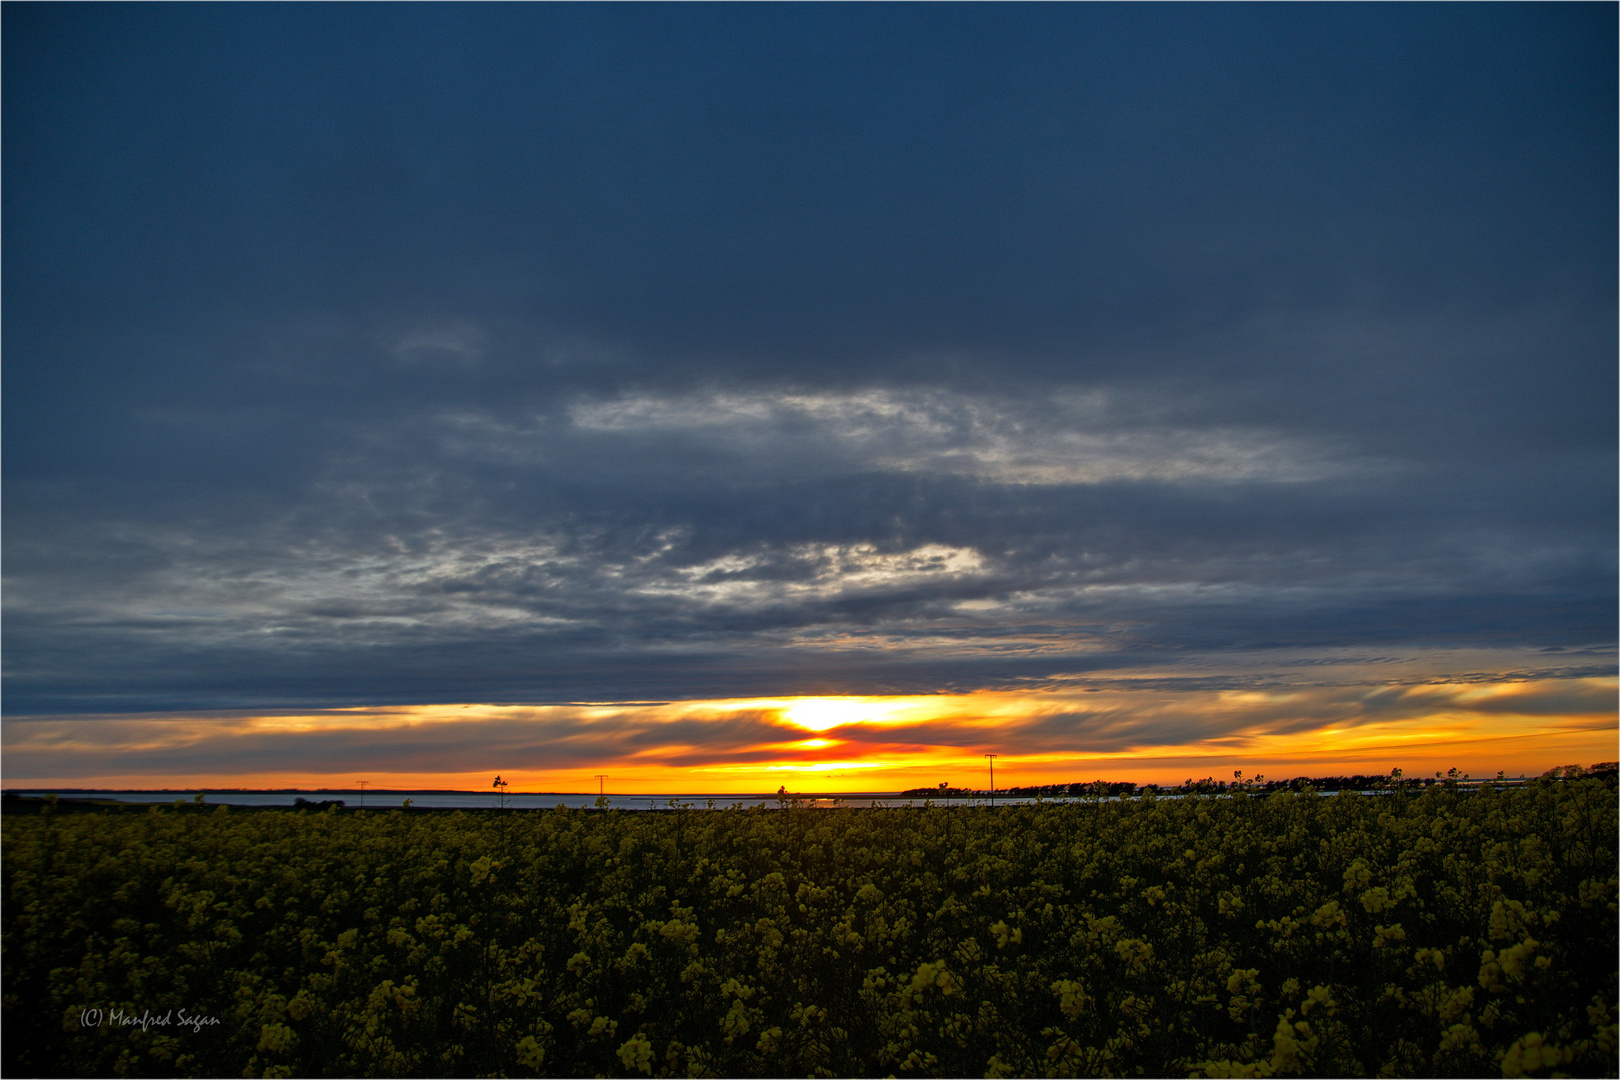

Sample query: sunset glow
[4,6,1612,804]
[7,672,1612,794]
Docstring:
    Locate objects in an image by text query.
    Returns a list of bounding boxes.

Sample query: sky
[4,4,1615,793]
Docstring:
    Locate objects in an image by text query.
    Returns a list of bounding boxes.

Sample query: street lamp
[985,754,997,808]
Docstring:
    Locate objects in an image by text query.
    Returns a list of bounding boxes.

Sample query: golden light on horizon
[762,760,890,773]
[4,673,1613,794]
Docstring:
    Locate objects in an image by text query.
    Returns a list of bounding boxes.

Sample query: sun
[781,697,877,732]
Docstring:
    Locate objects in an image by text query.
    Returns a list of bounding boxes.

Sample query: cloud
[563,387,1358,485]
[390,321,488,368]
[2,5,1611,757]
[4,677,1611,788]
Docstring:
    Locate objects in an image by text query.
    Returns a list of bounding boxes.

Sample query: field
[3,777,1615,1078]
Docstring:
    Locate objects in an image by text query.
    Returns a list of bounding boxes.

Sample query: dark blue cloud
[3,4,1614,718]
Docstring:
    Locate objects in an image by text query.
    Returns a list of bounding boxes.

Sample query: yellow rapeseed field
[3,777,1614,1078]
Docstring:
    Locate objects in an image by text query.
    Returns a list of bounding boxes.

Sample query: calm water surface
[15,789,1067,810]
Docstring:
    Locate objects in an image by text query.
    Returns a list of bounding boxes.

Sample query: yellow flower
[1051,979,1087,1019]
[616,1031,654,1075]
[1500,1032,1572,1078]
[515,1035,544,1070]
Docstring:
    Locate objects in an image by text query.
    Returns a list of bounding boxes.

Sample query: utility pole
[985,754,997,808]
[358,780,367,809]
[595,775,607,798]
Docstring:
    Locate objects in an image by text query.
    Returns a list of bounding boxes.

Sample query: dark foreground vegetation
[901,764,1619,801]
[3,773,1615,1078]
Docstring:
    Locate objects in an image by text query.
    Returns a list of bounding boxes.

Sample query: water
[12,787,1427,811]
[12,789,1066,811]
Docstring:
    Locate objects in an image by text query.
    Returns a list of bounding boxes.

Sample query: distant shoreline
[6,762,1613,808]
[6,761,1613,803]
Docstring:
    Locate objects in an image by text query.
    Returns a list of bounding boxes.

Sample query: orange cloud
[4,674,1613,793]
